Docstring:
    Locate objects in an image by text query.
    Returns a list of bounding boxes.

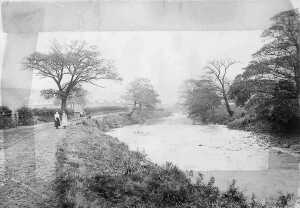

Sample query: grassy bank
[49,114,294,208]
[189,104,281,133]
[84,106,129,116]
[83,108,172,132]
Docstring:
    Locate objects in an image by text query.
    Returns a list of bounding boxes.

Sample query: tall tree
[52,85,88,107]
[124,78,160,113]
[228,9,300,129]
[24,41,121,111]
[248,9,300,112]
[68,86,88,107]
[228,75,252,107]
[204,58,237,116]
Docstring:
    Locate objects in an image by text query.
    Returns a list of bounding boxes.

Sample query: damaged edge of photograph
[1,0,300,207]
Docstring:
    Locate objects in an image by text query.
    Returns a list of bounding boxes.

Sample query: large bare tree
[204,58,237,116]
[24,41,121,111]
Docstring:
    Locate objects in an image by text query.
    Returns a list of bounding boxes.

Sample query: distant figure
[61,111,68,129]
[54,112,60,129]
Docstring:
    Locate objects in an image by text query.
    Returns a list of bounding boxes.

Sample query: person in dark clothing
[54,112,60,129]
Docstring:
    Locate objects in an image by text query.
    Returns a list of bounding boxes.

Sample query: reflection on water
[108,113,300,198]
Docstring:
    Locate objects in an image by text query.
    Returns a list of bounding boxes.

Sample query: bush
[96,115,126,131]
[0,106,14,129]
[129,110,150,123]
[17,106,34,126]
[57,158,293,208]
[207,106,230,124]
[191,105,233,125]
[242,80,298,131]
[32,108,57,122]
[227,114,253,129]
[32,108,74,123]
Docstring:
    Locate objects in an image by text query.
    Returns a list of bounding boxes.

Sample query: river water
[108,113,300,199]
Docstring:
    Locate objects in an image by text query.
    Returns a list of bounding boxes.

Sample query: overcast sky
[1,0,300,107]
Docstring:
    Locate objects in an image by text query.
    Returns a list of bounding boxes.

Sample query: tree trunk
[222,91,233,117]
[296,40,300,118]
[61,97,67,112]
[129,101,137,116]
[295,72,300,117]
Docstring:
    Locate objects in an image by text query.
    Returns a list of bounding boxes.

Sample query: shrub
[129,110,149,123]
[17,106,34,126]
[32,108,74,122]
[89,113,134,131]
[0,106,14,129]
[32,108,57,122]
[191,104,234,125]
[59,159,293,208]
[243,80,298,131]
[206,106,230,124]
[227,114,253,130]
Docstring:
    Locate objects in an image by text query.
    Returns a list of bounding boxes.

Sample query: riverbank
[187,103,290,133]
[188,104,300,155]
[83,108,172,131]
[0,112,296,207]
[50,113,294,207]
[223,117,300,156]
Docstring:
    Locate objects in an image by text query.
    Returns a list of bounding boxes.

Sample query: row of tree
[230,9,300,129]
[24,41,160,115]
[182,9,300,130]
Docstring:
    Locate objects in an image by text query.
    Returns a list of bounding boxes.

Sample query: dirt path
[0,123,69,207]
[0,113,125,207]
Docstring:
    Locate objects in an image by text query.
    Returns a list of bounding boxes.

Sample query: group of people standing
[54,111,68,129]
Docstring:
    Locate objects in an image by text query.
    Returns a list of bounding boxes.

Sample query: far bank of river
[107,113,300,200]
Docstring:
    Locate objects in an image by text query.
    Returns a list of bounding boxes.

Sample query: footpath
[0,112,124,207]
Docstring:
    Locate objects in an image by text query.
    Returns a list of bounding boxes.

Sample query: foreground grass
[51,118,294,208]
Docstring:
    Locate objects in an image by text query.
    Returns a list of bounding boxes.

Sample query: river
[107,113,300,199]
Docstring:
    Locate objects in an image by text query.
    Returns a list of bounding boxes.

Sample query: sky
[30,30,263,107]
[1,0,300,108]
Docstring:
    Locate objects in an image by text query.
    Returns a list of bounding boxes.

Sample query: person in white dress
[61,111,68,129]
